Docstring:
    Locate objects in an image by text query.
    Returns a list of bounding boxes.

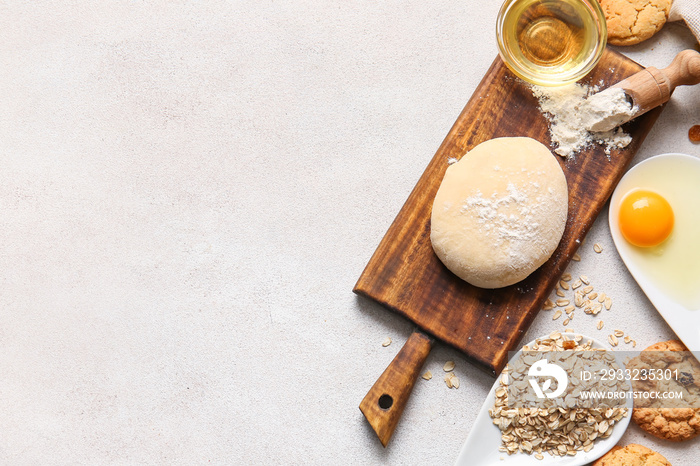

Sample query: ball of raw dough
[430,137,568,288]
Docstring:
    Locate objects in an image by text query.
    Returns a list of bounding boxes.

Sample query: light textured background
[1,2,699,464]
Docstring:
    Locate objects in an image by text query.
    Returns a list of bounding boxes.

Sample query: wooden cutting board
[355,48,664,446]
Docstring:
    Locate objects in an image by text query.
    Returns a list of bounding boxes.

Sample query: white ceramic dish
[454,334,632,466]
[608,153,700,351]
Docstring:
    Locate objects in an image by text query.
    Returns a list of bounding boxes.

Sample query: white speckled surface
[1,2,699,464]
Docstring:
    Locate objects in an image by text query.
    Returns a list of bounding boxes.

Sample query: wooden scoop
[588,49,700,132]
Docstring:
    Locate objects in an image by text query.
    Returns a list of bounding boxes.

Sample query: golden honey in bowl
[496,0,607,86]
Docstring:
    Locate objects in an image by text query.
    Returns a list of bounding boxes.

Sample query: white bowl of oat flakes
[455,332,633,466]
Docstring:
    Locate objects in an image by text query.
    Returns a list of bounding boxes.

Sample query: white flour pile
[582,87,637,132]
[531,84,636,158]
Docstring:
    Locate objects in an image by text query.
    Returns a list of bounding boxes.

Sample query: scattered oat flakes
[562,273,572,281]
[609,334,618,347]
[444,372,459,389]
[445,374,453,388]
[594,243,603,253]
[553,310,563,320]
[443,361,456,372]
[560,280,570,290]
[580,275,590,285]
[565,328,574,333]
[563,318,570,326]
[632,340,637,347]
[382,337,392,347]
[535,453,544,460]
[614,330,624,338]
[565,305,575,313]
[571,279,582,289]
[582,285,593,294]
[597,320,604,330]
[572,253,581,261]
[598,293,606,303]
[556,299,570,307]
[422,370,433,380]
[604,297,612,310]
[556,288,566,298]
[623,336,631,344]
[588,292,598,300]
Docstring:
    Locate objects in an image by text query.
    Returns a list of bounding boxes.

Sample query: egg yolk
[618,189,674,247]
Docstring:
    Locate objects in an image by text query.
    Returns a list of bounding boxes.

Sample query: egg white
[610,155,700,310]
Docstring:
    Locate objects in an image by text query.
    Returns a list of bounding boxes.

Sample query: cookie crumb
[382,337,392,347]
[689,125,700,142]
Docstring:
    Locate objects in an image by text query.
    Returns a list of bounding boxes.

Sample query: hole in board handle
[378,394,393,410]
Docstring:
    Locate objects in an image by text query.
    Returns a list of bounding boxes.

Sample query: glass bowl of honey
[496,0,607,86]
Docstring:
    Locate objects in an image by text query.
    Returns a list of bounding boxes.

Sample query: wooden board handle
[359,331,433,447]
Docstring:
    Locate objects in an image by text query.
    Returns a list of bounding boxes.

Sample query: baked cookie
[629,340,700,441]
[600,0,672,46]
[592,443,671,465]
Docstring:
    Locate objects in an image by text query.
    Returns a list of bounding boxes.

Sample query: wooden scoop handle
[359,330,433,447]
[663,49,700,87]
[614,49,700,115]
